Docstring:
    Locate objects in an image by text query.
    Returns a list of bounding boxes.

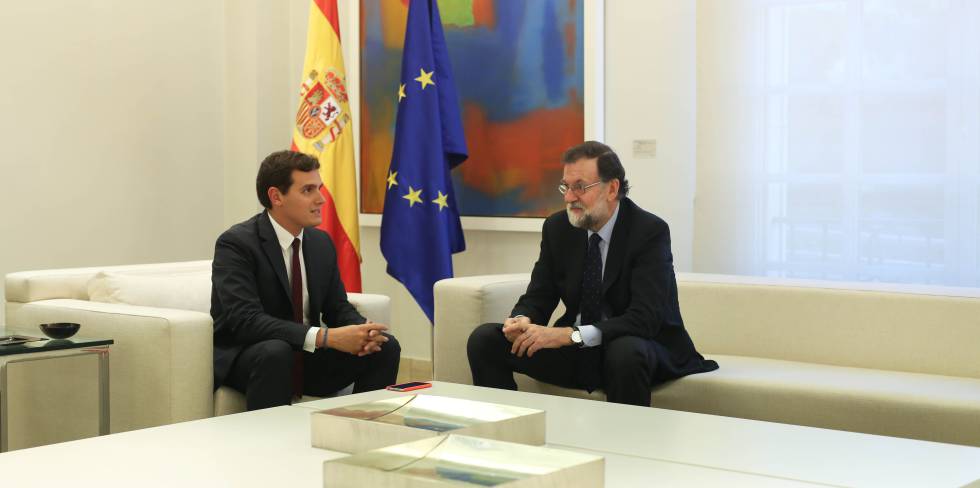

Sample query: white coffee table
[0,381,978,487]
[296,382,980,488]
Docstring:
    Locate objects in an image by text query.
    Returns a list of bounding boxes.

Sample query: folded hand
[327,321,389,356]
[502,316,530,343]
[510,324,572,357]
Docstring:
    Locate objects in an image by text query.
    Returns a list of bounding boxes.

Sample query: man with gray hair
[467,141,718,406]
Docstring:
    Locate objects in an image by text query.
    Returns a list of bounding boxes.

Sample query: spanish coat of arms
[296,69,351,152]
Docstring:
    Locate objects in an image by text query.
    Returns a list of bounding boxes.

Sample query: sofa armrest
[432,274,532,384]
[347,293,391,326]
[6,299,213,433]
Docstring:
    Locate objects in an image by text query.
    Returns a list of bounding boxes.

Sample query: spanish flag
[291,0,361,292]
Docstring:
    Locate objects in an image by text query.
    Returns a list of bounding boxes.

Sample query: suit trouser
[226,333,400,410]
[466,323,656,407]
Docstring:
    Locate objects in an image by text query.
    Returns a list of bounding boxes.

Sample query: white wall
[0,0,227,324]
[604,0,697,272]
[692,0,766,275]
[223,0,305,226]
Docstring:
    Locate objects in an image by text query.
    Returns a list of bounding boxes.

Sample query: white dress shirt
[268,215,321,352]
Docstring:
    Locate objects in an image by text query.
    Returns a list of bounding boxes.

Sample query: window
[696,0,980,286]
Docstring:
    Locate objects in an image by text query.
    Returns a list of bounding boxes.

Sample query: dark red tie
[290,238,304,398]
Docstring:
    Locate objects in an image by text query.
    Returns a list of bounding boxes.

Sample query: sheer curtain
[694,0,980,286]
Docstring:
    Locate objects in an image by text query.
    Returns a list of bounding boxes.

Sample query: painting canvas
[359,0,585,217]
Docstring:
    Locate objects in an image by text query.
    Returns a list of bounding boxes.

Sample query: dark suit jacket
[210,211,365,389]
[512,198,717,390]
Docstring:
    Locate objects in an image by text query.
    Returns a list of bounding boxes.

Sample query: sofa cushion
[87,271,212,314]
[514,374,604,401]
[5,260,212,304]
[651,354,980,446]
[677,274,980,379]
[513,355,980,447]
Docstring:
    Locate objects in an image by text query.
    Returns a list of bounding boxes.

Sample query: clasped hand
[502,316,572,357]
[325,321,389,356]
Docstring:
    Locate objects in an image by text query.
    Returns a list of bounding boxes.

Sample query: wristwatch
[569,325,584,348]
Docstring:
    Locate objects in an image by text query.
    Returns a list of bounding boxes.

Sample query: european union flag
[380,0,467,323]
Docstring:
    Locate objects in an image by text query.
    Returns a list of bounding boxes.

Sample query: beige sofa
[4,260,390,436]
[433,273,980,447]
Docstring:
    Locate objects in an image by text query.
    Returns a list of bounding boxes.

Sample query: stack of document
[323,434,604,487]
[311,394,545,453]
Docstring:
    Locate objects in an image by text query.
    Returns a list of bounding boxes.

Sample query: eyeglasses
[558,180,603,196]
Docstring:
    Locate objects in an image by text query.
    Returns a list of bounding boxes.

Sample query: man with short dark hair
[467,141,718,406]
[211,150,400,410]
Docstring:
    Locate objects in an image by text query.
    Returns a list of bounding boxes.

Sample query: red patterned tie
[290,238,304,398]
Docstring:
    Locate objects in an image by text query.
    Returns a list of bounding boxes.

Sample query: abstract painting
[359,0,584,217]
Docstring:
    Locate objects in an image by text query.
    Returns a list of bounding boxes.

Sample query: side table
[0,326,113,451]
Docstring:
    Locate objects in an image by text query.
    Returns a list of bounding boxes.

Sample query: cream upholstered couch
[433,273,980,447]
[4,260,390,434]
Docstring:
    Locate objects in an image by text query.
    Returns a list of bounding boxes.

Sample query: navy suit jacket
[512,198,718,390]
[210,211,364,389]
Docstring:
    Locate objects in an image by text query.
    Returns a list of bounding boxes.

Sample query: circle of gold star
[432,191,449,211]
[414,68,435,90]
[397,83,406,102]
[403,186,423,207]
[386,170,398,190]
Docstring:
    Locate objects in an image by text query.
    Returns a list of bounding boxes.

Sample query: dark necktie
[580,233,603,325]
[290,238,304,398]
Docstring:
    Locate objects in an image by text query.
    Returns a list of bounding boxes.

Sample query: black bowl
[39,322,80,340]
